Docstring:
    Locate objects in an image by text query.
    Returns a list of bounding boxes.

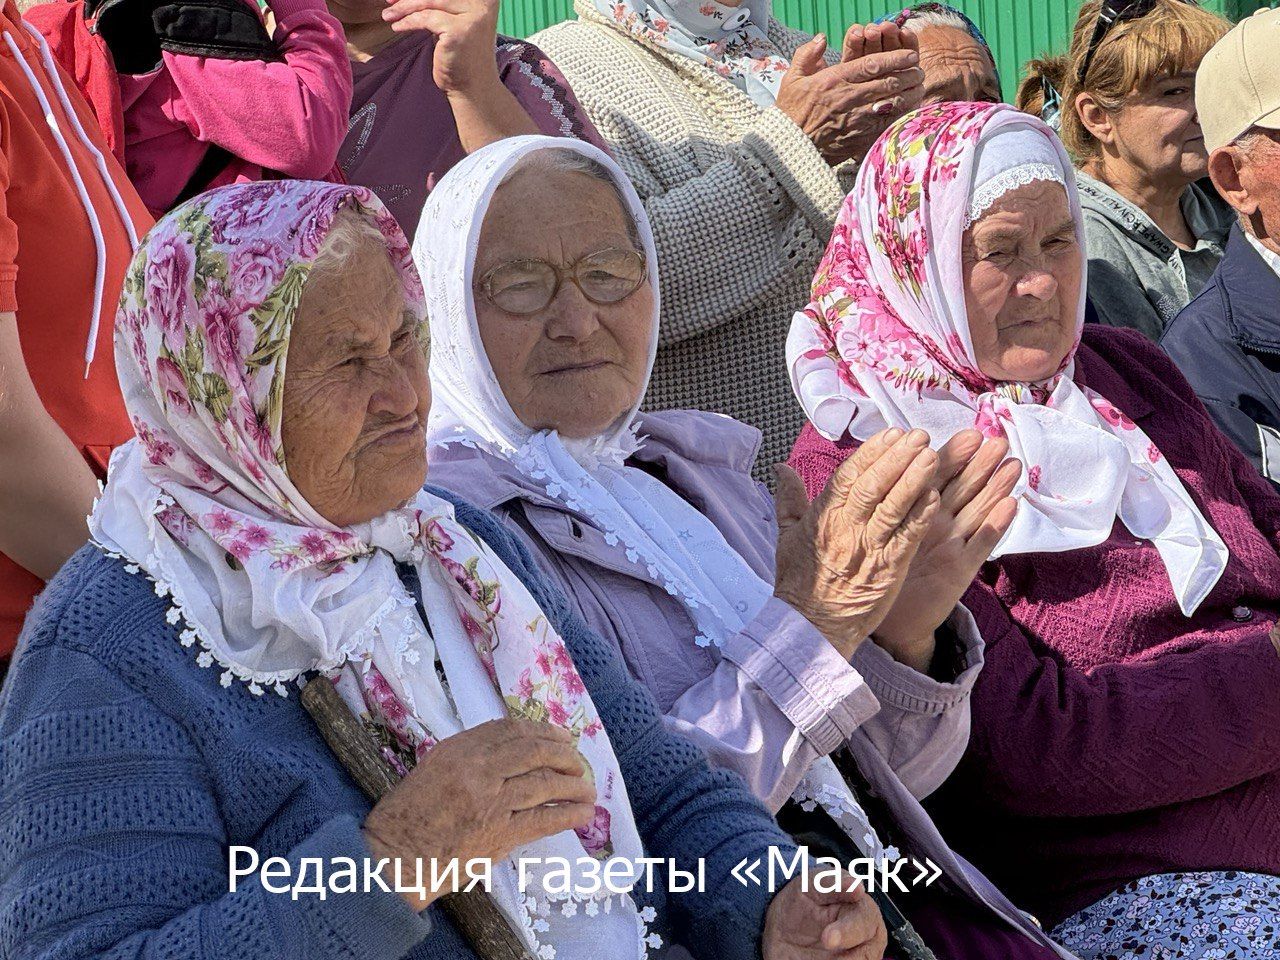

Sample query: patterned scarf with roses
[89,181,657,960]
[593,0,789,107]
[785,102,1227,615]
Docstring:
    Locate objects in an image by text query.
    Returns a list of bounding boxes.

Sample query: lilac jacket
[429,409,1074,958]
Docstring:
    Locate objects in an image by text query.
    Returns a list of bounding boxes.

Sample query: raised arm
[163,0,353,179]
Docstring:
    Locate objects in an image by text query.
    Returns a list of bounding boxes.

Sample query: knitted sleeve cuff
[284,815,434,960]
[741,107,846,241]
[0,266,15,313]
[722,597,880,755]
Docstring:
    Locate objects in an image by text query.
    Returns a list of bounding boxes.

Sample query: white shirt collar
[1244,229,1280,280]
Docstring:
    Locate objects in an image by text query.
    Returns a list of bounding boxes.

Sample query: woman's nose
[543,282,602,341]
[369,355,422,418]
[1018,267,1059,302]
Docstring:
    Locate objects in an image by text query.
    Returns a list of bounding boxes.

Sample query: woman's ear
[1208,146,1256,219]
[1074,92,1115,147]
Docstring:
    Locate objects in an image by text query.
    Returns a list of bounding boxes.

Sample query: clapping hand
[775,21,924,165]
[382,0,502,96]
[773,428,940,660]
[873,429,1021,672]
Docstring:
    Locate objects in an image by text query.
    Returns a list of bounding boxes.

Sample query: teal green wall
[498,0,1273,101]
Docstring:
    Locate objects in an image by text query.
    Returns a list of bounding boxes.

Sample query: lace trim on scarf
[516,880,663,960]
[965,162,1065,228]
[91,491,413,696]
[790,776,897,867]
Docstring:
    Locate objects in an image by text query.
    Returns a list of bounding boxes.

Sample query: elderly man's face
[281,235,430,527]
[1217,130,1280,248]
[962,181,1082,383]
[916,25,1000,105]
[473,166,654,439]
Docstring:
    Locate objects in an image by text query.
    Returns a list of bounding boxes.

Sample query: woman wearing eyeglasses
[419,136,1080,960]
[1017,0,1233,341]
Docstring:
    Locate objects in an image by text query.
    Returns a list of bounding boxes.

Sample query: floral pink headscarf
[89,181,654,959]
[786,102,1227,614]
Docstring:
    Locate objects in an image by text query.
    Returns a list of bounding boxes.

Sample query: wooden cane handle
[301,677,537,960]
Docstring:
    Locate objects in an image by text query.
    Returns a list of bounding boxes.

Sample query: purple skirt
[898,886,1062,960]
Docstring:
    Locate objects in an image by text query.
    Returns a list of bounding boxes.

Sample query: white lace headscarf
[418,135,898,868]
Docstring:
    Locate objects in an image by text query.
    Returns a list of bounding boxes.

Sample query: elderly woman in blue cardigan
[0,180,939,960]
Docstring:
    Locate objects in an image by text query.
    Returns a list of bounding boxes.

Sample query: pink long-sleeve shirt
[787,324,1280,927]
[117,0,352,215]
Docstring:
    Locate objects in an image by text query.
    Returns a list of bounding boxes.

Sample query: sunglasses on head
[1077,0,1197,85]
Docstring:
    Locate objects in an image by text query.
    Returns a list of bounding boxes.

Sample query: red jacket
[0,0,151,656]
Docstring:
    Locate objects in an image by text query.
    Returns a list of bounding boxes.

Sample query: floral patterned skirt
[1051,872,1280,960]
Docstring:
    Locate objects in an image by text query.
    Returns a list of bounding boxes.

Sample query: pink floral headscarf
[786,102,1227,614]
[89,181,655,959]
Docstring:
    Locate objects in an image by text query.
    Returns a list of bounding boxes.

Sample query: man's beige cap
[1198,7,1280,152]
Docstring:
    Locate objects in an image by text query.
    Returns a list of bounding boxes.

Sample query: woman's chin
[986,344,1071,383]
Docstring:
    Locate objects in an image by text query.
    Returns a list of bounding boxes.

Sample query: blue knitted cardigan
[0,488,794,960]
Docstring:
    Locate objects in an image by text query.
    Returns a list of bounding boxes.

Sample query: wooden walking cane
[301,677,538,960]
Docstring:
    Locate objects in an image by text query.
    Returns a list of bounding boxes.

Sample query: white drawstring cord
[22,23,139,252]
[4,25,139,379]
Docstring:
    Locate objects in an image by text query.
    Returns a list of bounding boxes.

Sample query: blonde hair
[1017,0,1230,161]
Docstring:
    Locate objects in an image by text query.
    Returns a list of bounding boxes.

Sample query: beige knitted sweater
[533,3,850,477]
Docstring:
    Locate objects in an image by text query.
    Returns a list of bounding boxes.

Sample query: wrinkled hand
[775,22,924,166]
[383,0,502,96]
[773,427,939,660]
[873,430,1020,672]
[763,875,887,960]
[363,719,594,912]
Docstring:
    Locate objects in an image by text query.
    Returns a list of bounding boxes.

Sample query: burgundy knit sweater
[787,325,1280,926]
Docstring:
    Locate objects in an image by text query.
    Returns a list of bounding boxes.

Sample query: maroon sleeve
[959,583,1280,817]
[495,40,609,154]
[785,422,858,502]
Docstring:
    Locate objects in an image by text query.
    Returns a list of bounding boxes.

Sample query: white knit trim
[90,491,402,696]
[517,884,661,960]
[965,162,1065,228]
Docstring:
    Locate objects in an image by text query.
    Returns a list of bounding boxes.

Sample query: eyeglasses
[1077,0,1196,85]
[476,248,648,315]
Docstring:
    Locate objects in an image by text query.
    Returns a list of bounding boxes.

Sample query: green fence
[498,0,1273,101]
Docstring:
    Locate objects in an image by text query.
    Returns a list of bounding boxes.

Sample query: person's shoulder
[1079,324,1170,370]
[636,409,762,474]
[426,485,582,635]
[531,8,666,77]
[1078,324,1201,412]
[1162,268,1228,351]
[495,34,553,63]
[428,485,534,570]
[530,12,612,52]
[13,544,177,684]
